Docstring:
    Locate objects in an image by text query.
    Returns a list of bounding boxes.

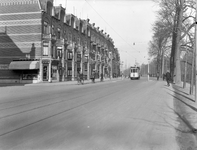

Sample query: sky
[54,0,159,67]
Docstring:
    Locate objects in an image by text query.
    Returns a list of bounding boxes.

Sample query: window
[43,42,49,56]
[77,54,81,62]
[22,70,38,80]
[44,22,50,34]
[68,52,73,60]
[68,33,72,42]
[87,28,90,37]
[57,28,61,39]
[84,63,87,71]
[64,30,67,39]
[57,48,62,58]
[68,70,72,76]
[131,69,137,73]
[80,23,82,33]
[67,61,72,68]
[51,46,56,58]
[71,17,74,28]
[84,56,88,63]
[52,25,55,35]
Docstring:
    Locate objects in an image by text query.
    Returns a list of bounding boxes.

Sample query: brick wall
[0,0,42,79]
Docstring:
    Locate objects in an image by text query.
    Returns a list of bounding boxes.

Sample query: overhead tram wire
[84,0,140,54]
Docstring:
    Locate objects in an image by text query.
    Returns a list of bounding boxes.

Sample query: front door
[43,65,48,81]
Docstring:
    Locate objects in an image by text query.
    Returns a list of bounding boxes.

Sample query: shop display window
[22,70,38,80]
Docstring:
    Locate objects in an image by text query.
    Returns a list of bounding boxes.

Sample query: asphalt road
[0,77,180,150]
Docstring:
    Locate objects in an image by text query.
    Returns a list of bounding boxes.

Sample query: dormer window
[87,27,90,37]
[71,17,74,28]
[80,22,82,33]
[66,15,71,26]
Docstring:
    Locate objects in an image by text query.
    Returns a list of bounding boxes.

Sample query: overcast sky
[55,0,159,67]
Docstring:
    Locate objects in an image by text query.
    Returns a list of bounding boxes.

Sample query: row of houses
[0,0,120,84]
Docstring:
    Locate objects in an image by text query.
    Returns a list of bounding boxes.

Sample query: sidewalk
[0,77,122,87]
[171,82,197,149]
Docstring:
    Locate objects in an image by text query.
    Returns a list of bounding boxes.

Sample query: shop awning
[9,61,39,70]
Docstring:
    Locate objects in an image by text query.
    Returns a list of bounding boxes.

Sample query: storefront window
[22,70,38,80]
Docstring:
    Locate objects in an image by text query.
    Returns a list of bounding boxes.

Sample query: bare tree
[151,0,196,85]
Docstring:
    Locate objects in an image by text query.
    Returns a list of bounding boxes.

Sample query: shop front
[41,59,61,82]
[9,60,40,83]
[51,60,59,81]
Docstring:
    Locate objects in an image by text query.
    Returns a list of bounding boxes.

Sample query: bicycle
[77,74,84,85]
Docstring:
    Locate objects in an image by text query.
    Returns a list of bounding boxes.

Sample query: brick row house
[0,0,120,84]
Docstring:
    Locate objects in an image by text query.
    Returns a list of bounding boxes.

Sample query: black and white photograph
[0,0,197,149]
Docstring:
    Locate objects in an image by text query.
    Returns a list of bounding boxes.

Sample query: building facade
[0,0,120,84]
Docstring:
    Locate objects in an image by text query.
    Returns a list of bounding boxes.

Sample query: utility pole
[195,2,197,102]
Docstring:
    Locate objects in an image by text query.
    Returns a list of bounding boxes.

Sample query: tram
[130,66,140,80]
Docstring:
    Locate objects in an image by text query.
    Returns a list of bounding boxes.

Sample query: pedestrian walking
[91,70,95,83]
[77,71,81,84]
[100,73,104,82]
[166,70,171,86]
[77,71,83,85]
[79,72,84,84]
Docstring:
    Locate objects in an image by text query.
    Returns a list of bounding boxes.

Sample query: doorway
[43,65,48,81]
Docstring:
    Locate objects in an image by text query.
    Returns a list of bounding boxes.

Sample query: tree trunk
[170,21,177,82]
[174,0,184,85]
[162,53,165,75]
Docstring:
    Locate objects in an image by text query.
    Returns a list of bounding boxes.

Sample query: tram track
[0,82,119,111]
[0,86,125,137]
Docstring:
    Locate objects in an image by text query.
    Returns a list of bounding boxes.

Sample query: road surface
[0,77,180,150]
